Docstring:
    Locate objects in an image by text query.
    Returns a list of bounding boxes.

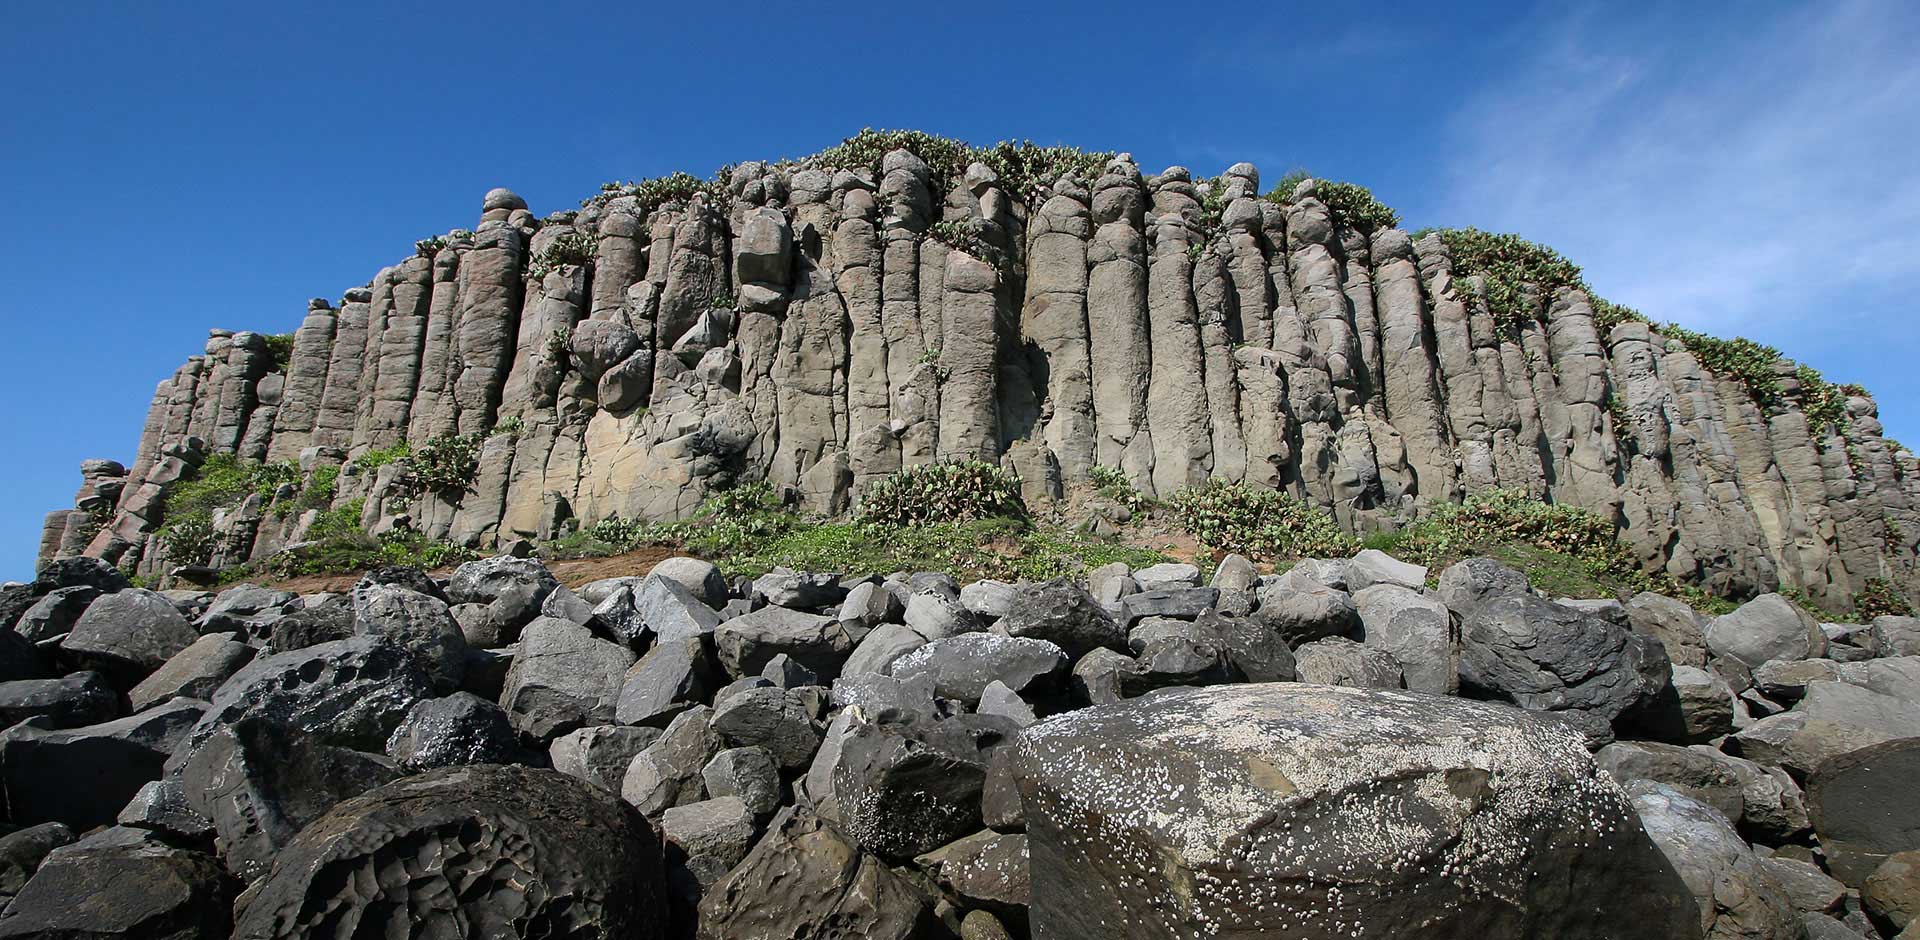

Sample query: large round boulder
[1011,684,1701,939]
[233,765,666,938]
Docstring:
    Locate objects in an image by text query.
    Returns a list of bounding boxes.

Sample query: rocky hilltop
[30,131,1918,612]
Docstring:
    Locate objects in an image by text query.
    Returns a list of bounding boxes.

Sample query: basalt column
[1023,177,1096,480]
[408,240,466,442]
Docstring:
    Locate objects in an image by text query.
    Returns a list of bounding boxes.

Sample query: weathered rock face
[232,765,667,939]
[1011,683,1701,939]
[45,146,1917,617]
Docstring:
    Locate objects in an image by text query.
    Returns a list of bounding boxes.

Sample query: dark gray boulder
[13,586,98,644]
[661,795,756,904]
[834,710,1022,861]
[383,692,520,770]
[262,595,353,653]
[0,836,233,940]
[60,589,197,683]
[715,605,852,681]
[916,829,1031,928]
[888,633,1068,705]
[694,805,943,940]
[116,777,215,842]
[998,579,1126,659]
[1460,593,1673,734]
[351,582,469,691]
[1191,609,1295,683]
[615,634,718,727]
[181,716,401,882]
[232,765,666,939]
[0,631,44,684]
[127,632,254,713]
[1012,683,1701,939]
[1120,636,1235,696]
[0,821,73,900]
[1250,582,1361,645]
[167,634,433,776]
[1354,584,1458,695]
[499,616,633,739]
[550,724,661,793]
[633,573,724,643]
[0,697,206,830]
[753,568,845,609]
[0,671,117,730]
[622,705,723,816]
[1808,737,1920,886]
[1119,588,1218,623]
[32,557,129,595]
[709,685,827,769]
[445,555,559,644]
[702,746,782,816]
[1628,780,1802,940]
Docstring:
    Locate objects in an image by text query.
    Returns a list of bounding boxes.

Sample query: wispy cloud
[1434,0,1920,336]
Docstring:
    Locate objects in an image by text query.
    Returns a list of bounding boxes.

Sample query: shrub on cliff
[1167,481,1354,560]
[855,460,1025,528]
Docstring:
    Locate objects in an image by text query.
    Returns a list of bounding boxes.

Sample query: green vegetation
[414,235,448,258]
[351,441,411,472]
[262,333,296,373]
[244,527,480,582]
[582,171,728,213]
[155,455,308,566]
[1167,480,1355,560]
[1360,489,1730,611]
[1853,577,1914,619]
[1263,176,1400,234]
[390,432,483,501]
[925,220,1004,267]
[1430,228,1584,327]
[855,460,1025,527]
[490,416,525,439]
[527,232,599,283]
[1088,465,1152,514]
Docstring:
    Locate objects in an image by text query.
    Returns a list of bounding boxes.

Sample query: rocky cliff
[35,132,1919,611]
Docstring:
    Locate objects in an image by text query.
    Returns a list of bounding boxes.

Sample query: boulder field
[1,550,1917,938]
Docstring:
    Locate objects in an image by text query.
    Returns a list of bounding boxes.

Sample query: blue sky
[2,1,1916,580]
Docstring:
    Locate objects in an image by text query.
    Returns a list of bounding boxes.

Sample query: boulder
[12,586,98,644]
[1628,781,1802,940]
[445,555,559,644]
[1871,616,1920,657]
[351,582,469,690]
[1460,593,1672,732]
[127,631,254,712]
[997,579,1125,659]
[752,568,845,609]
[1732,681,1920,775]
[916,829,1031,927]
[633,572,724,642]
[649,556,729,608]
[1758,855,1846,916]
[0,697,206,830]
[32,557,129,595]
[0,821,73,899]
[1012,684,1699,939]
[181,716,402,882]
[1669,664,1736,743]
[169,635,431,776]
[59,588,197,682]
[837,580,904,631]
[1705,594,1828,670]
[661,796,756,901]
[550,724,661,793]
[1863,850,1920,933]
[383,692,520,770]
[701,745,782,816]
[0,837,232,940]
[232,765,666,938]
[904,590,983,640]
[715,606,852,680]
[1132,562,1201,590]
[709,685,827,768]
[1120,636,1235,695]
[622,705,723,815]
[1630,593,1712,667]
[1346,548,1428,590]
[1435,557,1531,613]
[1193,609,1296,683]
[1807,737,1920,886]
[1250,582,1360,645]
[1598,741,1749,823]
[960,579,1021,619]
[0,671,117,730]
[116,777,215,842]
[1293,636,1404,688]
[499,617,634,739]
[834,710,1021,860]
[263,596,354,653]
[695,805,943,940]
[1353,584,1458,695]
[1119,588,1218,623]
[843,622,927,677]
[1211,554,1259,592]
[616,634,718,727]
[888,633,1068,705]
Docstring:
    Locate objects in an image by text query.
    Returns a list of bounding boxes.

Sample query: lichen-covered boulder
[1011,683,1701,939]
[232,765,666,939]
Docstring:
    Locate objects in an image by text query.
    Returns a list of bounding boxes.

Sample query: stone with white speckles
[1014,683,1701,939]
[889,633,1067,705]
[833,709,1022,861]
[916,829,1031,928]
